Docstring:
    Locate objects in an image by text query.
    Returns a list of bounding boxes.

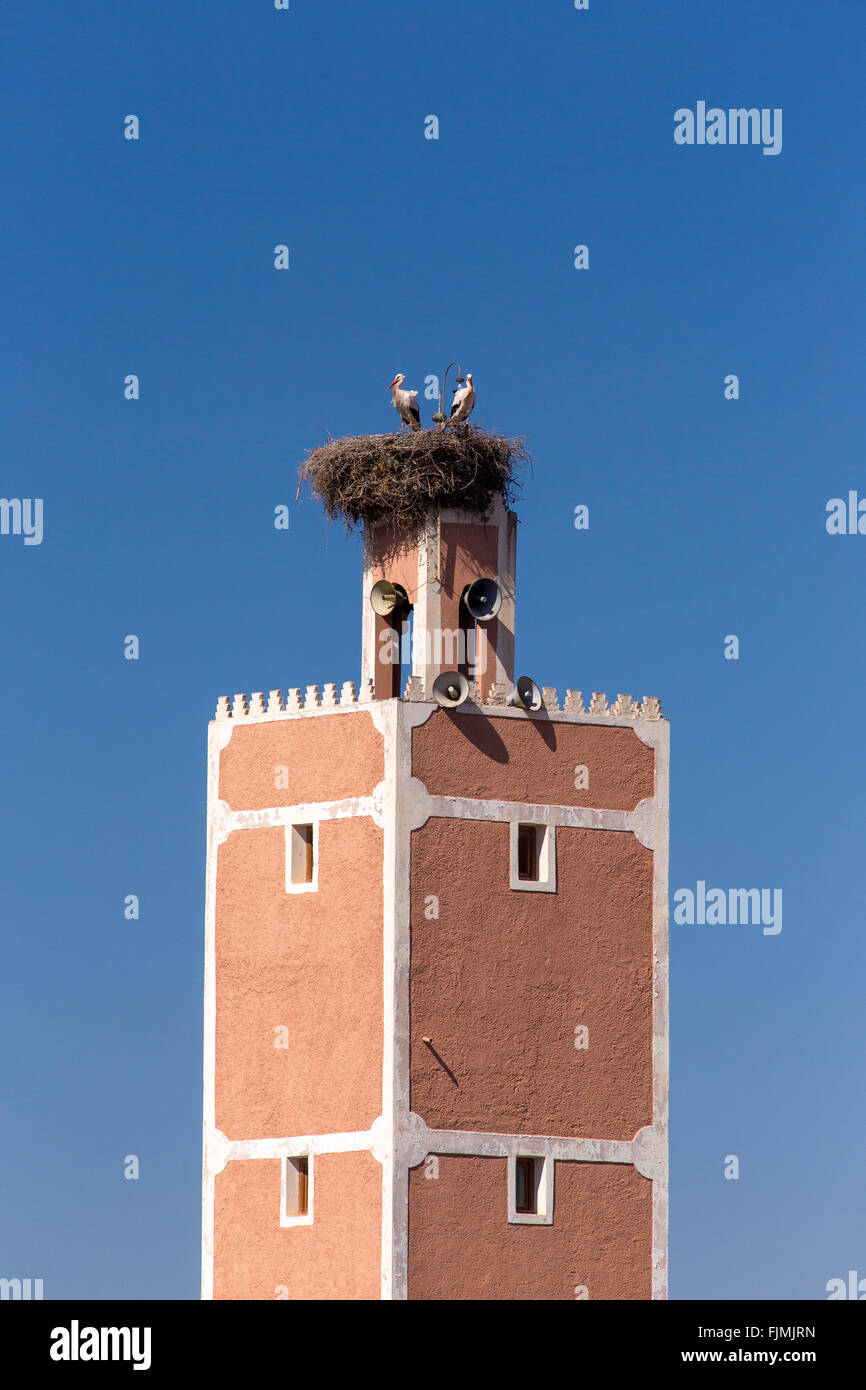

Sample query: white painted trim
[217,786,661,847]
[216,796,376,838]
[216,692,664,736]
[418,1126,637,1165]
[213,791,659,845]
[424,794,658,845]
[649,720,670,1299]
[377,702,399,1301]
[213,1121,645,1169]
[217,1129,373,1168]
[211,1117,650,1173]
[389,702,433,1297]
[201,721,233,1300]
[222,700,382,726]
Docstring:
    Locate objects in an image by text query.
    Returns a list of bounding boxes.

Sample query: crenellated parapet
[215,684,663,723]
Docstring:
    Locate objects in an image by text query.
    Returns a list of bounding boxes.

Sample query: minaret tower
[202,488,669,1300]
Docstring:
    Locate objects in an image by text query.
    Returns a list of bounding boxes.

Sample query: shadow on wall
[445,708,557,758]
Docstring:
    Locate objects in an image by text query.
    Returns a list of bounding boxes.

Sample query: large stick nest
[299,426,530,533]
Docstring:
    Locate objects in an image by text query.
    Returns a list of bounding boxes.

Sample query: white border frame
[285,819,319,894]
[509,820,556,893]
[507,1152,554,1225]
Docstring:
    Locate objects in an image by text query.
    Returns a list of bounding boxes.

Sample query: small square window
[281,1154,313,1226]
[287,822,317,893]
[509,822,556,893]
[508,1153,553,1225]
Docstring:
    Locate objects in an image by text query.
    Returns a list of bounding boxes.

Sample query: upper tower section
[299,415,527,705]
[361,497,517,703]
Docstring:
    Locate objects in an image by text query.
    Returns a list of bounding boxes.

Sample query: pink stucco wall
[413,709,654,810]
[215,817,383,1139]
[219,710,383,811]
[409,818,654,1138]
[215,1153,381,1300]
[408,1155,652,1299]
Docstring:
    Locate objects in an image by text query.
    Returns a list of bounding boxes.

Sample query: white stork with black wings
[449,372,475,426]
[387,373,421,431]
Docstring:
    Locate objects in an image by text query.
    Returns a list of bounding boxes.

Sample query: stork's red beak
[387,378,398,389]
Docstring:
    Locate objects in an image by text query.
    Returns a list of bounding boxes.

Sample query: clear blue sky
[1,0,863,1299]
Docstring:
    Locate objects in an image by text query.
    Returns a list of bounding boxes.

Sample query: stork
[387,374,421,431]
[448,372,475,426]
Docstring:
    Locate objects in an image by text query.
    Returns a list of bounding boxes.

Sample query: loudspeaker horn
[432,670,470,708]
[370,579,409,617]
[507,676,543,711]
[461,578,502,622]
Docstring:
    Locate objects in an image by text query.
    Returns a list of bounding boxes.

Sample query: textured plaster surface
[369,522,421,591]
[407,1156,651,1300]
[218,710,383,810]
[214,818,383,1139]
[409,818,653,1138]
[214,1152,381,1300]
[413,709,654,810]
[439,520,501,702]
[439,519,500,590]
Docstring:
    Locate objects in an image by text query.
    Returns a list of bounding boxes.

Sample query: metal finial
[434,361,462,429]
